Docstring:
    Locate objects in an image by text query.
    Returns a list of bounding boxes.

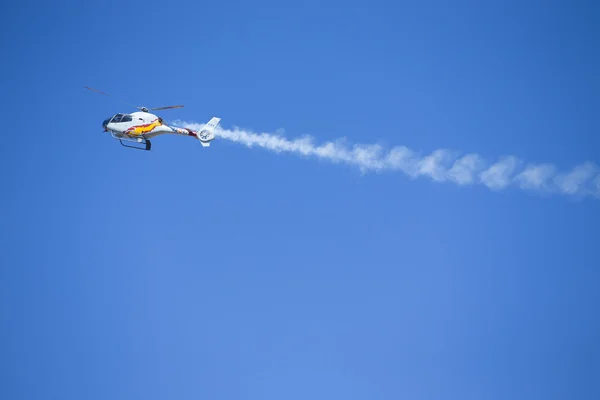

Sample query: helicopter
[85,86,221,151]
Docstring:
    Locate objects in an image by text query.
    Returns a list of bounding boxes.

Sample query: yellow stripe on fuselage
[127,119,163,135]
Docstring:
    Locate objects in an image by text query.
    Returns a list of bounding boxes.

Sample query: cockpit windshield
[109,114,132,123]
[102,117,111,130]
[102,113,133,130]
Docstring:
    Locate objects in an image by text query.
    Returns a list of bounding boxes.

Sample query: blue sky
[1,0,599,398]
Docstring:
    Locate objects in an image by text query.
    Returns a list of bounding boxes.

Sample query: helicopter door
[117,114,135,131]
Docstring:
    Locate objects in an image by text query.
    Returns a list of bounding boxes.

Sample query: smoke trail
[179,120,600,199]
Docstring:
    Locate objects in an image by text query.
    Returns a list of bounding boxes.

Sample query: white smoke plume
[178,120,600,199]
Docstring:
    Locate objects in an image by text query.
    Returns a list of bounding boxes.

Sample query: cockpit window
[109,114,132,123]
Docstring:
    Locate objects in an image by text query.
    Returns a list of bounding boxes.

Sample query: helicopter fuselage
[86,85,220,151]
[102,111,193,139]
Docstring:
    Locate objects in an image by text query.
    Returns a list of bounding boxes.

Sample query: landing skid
[119,138,151,151]
[111,132,151,151]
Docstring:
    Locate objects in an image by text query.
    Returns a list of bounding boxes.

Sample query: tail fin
[198,117,221,147]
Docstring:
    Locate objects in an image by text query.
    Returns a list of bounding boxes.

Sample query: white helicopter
[85,86,220,151]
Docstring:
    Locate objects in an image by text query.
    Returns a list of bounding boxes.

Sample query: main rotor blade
[150,105,185,110]
[85,86,184,112]
[84,86,138,109]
